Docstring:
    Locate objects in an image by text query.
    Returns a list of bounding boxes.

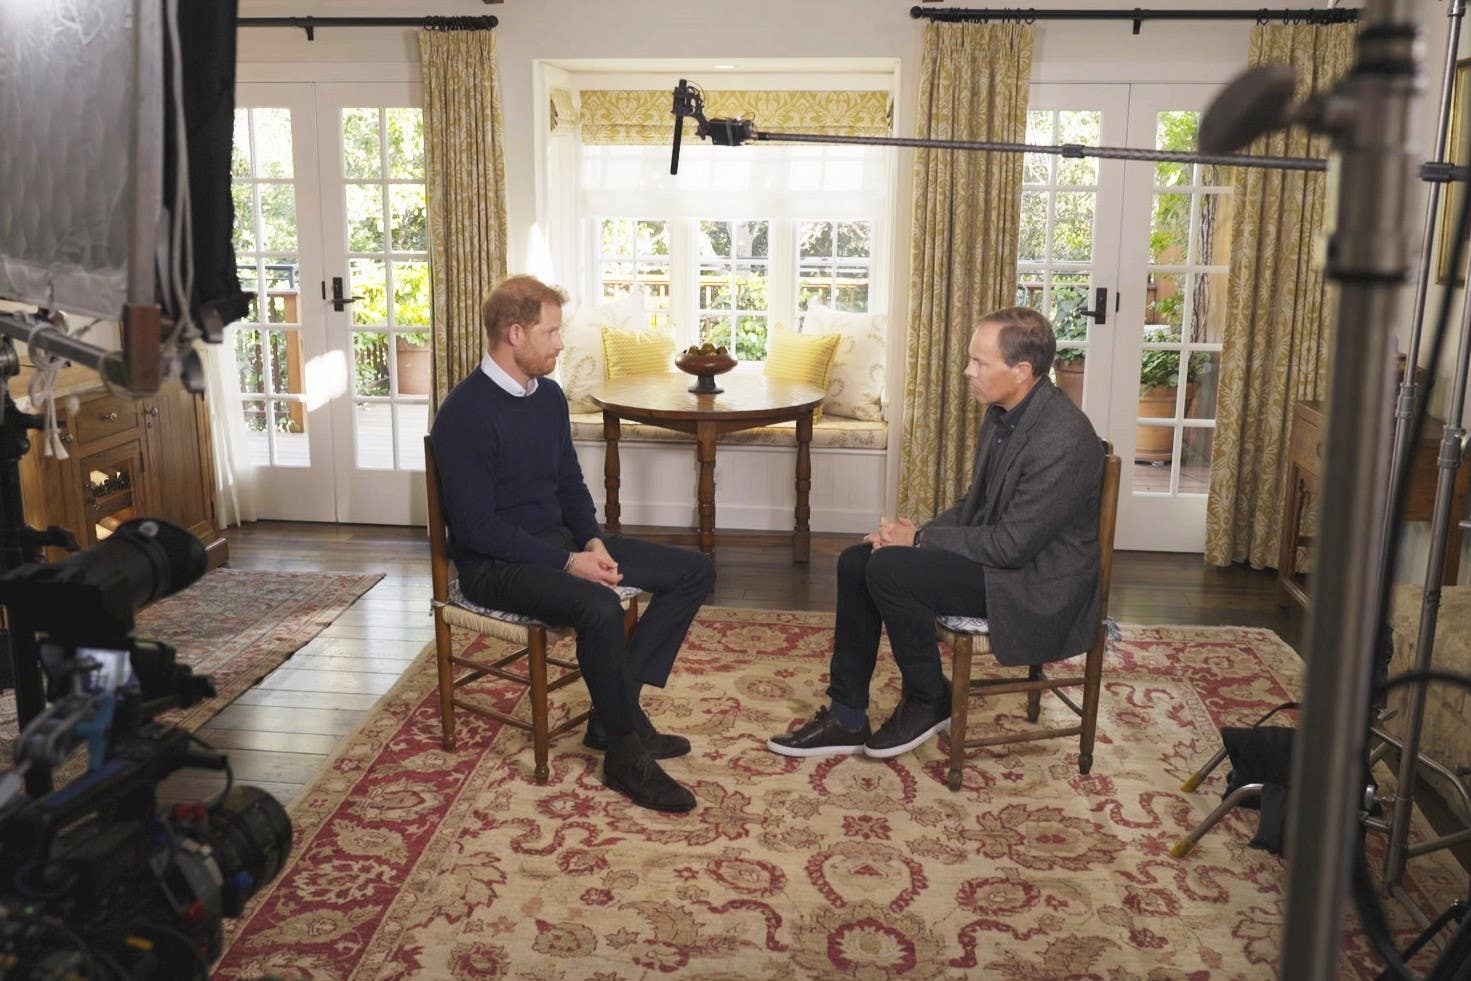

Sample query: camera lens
[204,786,293,917]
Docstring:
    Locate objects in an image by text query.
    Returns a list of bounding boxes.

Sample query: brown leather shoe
[766,706,872,758]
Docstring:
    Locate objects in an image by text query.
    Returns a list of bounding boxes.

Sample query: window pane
[699,267,732,309]
[1187,351,1221,420]
[835,221,871,258]
[396,402,429,470]
[235,328,264,394]
[1180,427,1214,493]
[346,183,385,253]
[253,108,294,179]
[1193,193,1232,267]
[600,218,635,257]
[698,220,732,258]
[354,401,395,470]
[266,329,294,395]
[736,221,768,259]
[600,260,635,298]
[1052,192,1093,262]
[236,265,260,323]
[1056,110,1100,186]
[1145,274,1185,332]
[272,399,310,468]
[385,107,424,180]
[636,220,669,256]
[232,184,256,254]
[735,316,768,361]
[342,108,382,179]
[392,260,431,327]
[1189,273,1229,344]
[353,331,390,397]
[395,334,431,396]
[1150,193,1190,264]
[735,263,767,311]
[257,183,298,252]
[231,109,251,178]
[799,221,833,259]
[1019,192,1046,263]
[350,259,388,327]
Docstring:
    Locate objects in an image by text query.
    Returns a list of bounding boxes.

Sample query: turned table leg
[696,422,717,556]
[603,411,622,533]
[794,409,812,563]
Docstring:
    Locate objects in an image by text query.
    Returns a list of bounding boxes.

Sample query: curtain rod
[910,7,1358,34]
[238,15,498,42]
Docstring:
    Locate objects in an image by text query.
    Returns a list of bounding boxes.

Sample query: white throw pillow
[559,293,648,412]
[800,304,887,421]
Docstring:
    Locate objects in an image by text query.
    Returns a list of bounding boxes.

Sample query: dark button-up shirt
[978,380,1043,502]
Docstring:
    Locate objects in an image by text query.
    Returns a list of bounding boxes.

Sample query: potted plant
[396,331,432,396]
[1136,331,1200,463]
[1047,291,1089,408]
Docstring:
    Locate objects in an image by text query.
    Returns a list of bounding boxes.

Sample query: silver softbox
[0,0,162,320]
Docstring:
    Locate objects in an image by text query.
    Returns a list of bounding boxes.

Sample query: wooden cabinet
[1278,400,1470,610]
[16,371,228,568]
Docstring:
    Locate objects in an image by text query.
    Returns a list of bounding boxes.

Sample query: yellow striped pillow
[763,324,841,420]
[601,327,676,378]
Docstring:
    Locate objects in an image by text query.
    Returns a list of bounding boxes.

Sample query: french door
[228,82,428,524]
[1024,83,1231,551]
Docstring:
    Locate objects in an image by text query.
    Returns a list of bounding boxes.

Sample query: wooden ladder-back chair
[937,441,1121,791]
[424,436,641,784]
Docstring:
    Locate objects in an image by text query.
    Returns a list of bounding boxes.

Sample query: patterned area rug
[2,568,383,751]
[214,609,1462,979]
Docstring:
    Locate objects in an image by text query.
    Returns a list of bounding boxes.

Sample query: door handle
[329,276,363,313]
[1080,287,1108,325]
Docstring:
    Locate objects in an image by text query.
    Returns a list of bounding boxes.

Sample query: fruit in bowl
[674,343,737,394]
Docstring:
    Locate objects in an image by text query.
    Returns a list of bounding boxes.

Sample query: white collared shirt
[480,352,538,397]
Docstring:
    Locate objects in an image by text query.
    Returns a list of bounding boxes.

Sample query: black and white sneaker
[864,693,950,759]
[767,707,872,758]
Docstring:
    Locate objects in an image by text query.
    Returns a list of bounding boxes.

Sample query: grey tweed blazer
[919,378,1104,666]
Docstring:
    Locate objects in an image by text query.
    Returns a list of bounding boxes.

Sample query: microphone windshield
[1199,65,1298,154]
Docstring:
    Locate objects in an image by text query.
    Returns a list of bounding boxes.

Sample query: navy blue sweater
[429,369,601,569]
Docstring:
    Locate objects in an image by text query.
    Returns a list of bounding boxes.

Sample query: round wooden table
[589,373,826,562]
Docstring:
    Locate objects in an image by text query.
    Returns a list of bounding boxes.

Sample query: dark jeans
[827,543,988,711]
[458,533,715,734]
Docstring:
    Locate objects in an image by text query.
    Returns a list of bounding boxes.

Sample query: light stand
[1382,0,1471,898]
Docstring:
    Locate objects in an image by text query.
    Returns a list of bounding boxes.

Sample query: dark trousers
[827,543,988,712]
[458,533,715,734]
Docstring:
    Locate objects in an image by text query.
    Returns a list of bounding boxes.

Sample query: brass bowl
[674,352,737,394]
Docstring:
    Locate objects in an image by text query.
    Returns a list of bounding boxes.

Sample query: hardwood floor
[160,521,1304,807]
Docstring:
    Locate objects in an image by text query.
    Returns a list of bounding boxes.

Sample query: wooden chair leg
[1077,629,1105,775]
[432,613,456,750]
[1025,664,1043,723]
[947,636,973,792]
[528,627,551,785]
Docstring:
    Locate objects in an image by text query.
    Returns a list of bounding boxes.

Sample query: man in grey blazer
[769,306,1104,759]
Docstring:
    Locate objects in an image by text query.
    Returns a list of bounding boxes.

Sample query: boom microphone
[1199,65,1299,153]
[671,79,688,175]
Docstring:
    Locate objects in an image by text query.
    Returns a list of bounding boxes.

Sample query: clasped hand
[864,515,917,549]
[567,537,623,589]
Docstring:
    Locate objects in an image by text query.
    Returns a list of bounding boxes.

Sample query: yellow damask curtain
[578,89,892,145]
[418,26,509,410]
[898,22,1032,520]
[1203,22,1355,568]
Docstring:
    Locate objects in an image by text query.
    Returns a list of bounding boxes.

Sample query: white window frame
[586,215,884,361]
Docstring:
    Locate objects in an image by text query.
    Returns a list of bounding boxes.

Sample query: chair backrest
[1097,440,1122,617]
[423,435,451,604]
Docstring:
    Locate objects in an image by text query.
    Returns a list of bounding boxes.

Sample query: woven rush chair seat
[937,444,1121,792]
[425,435,643,784]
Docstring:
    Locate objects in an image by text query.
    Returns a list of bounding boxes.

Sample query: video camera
[0,520,292,979]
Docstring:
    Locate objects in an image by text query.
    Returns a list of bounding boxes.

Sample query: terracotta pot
[1054,362,1085,408]
[396,341,431,396]
[1135,384,1196,463]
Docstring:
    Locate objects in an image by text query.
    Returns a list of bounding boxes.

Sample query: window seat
[568,412,887,451]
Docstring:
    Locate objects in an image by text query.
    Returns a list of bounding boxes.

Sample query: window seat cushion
[569,411,887,450]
